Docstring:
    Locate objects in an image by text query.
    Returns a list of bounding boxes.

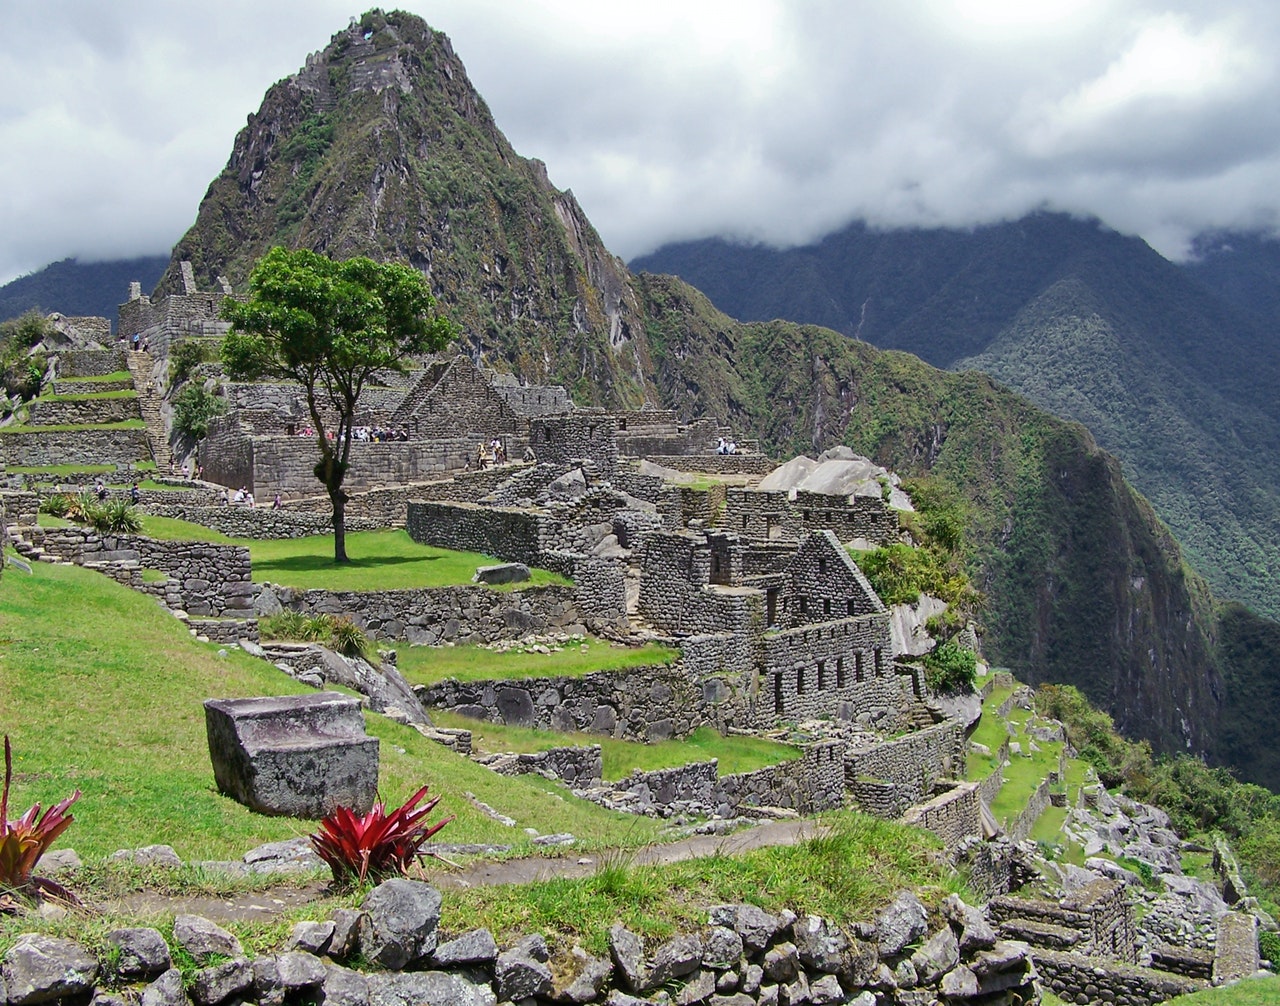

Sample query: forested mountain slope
[632,217,1280,621]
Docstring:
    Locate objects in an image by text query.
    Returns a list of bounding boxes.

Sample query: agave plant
[38,493,73,518]
[310,784,453,886]
[0,736,80,906]
[87,500,143,534]
[64,492,100,523]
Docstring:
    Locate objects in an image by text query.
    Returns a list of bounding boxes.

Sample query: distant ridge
[0,256,169,329]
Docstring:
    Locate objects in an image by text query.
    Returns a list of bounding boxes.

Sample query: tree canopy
[221,247,456,561]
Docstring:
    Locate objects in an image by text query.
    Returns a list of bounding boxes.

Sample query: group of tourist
[476,437,507,468]
[716,437,740,455]
[290,425,410,442]
[119,332,150,353]
[218,486,256,508]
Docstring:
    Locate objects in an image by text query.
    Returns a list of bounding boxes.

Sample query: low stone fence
[0,490,39,527]
[845,720,964,811]
[20,525,252,617]
[191,617,260,644]
[52,378,134,394]
[416,663,701,743]
[1032,948,1206,1005]
[976,762,1004,808]
[576,740,842,820]
[0,427,149,466]
[479,745,603,787]
[640,454,777,476]
[27,396,139,426]
[143,504,382,539]
[272,583,590,645]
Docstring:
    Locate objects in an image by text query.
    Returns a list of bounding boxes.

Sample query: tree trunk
[331,484,349,563]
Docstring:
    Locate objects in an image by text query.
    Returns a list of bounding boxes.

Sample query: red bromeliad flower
[0,736,80,906]
[310,784,453,885]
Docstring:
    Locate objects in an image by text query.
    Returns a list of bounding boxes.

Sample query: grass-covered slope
[0,557,665,860]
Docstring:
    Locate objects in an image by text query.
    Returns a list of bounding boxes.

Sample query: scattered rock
[358,879,443,970]
[107,928,171,978]
[173,914,244,960]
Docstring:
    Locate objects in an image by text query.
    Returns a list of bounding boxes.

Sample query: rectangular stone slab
[204,692,378,817]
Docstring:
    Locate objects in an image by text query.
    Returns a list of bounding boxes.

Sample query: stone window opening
[855,651,864,682]
[847,598,857,616]
[798,596,807,615]
[836,656,846,688]
[817,660,826,690]
[774,673,785,715]
[543,427,553,442]
[797,667,806,695]
[874,647,884,675]
[823,598,831,616]
[818,557,827,574]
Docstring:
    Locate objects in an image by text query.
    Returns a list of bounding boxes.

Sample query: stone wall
[1008,775,1054,841]
[902,782,983,847]
[492,382,571,416]
[274,583,589,645]
[250,437,478,497]
[57,348,125,378]
[480,745,603,786]
[0,490,39,527]
[644,453,777,475]
[22,526,252,617]
[416,664,701,742]
[408,500,555,567]
[0,427,149,466]
[1032,949,1205,1005]
[27,396,140,426]
[845,720,964,811]
[49,314,111,344]
[722,488,899,548]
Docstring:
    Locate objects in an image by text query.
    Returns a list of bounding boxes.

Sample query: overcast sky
[3,0,1280,285]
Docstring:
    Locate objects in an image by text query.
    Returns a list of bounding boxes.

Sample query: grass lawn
[429,714,798,781]
[9,464,117,476]
[132,520,571,591]
[55,371,133,383]
[441,811,963,953]
[396,638,678,685]
[1165,977,1280,1005]
[0,557,659,862]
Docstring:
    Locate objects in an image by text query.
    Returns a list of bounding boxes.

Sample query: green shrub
[168,340,220,387]
[39,494,72,518]
[88,500,143,534]
[259,610,369,657]
[1258,928,1280,965]
[172,384,227,438]
[0,311,52,400]
[922,639,977,693]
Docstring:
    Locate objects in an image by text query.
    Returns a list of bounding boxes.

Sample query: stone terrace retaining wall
[57,348,126,378]
[0,427,148,466]
[640,454,777,476]
[902,781,983,847]
[0,490,39,527]
[416,664,701,742]
[275,583,589,645]
[52,378,134,394]
[845,720,964,811]
[407,500,556,567]
[23,526,252,617]
[481,745,603,786]
[1032,948,1206,1005]
[27,396,140,426]
[1009,774,1054,841]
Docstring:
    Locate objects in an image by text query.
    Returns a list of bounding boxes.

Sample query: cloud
[3,0,1280,284]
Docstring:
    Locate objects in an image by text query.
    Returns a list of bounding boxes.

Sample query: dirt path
[103,819,823,923]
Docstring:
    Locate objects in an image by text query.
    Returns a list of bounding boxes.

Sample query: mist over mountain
[16,10,1280,788]
[632,217,1280,624]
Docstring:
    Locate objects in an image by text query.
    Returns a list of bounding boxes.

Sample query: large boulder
[2,934,99,1005]
[358,879,443,970]
[204,692,379,817]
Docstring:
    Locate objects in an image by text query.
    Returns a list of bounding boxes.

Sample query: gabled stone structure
[119,262,232,355]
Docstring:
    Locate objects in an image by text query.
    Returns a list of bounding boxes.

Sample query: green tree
[221,248,456,562]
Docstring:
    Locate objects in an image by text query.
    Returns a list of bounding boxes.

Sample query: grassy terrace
[396,638,678,685]
[430,714,799,781]
[1163,978,1280,1005]
[10,464,117,476]
[119,519,571,591]
[0,419,145,433]
[54,370,133,383]
[39,389,138,401]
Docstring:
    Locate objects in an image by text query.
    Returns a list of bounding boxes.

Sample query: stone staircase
[126,351,172,470]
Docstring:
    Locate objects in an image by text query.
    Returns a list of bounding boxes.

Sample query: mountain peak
[157,9,647,404]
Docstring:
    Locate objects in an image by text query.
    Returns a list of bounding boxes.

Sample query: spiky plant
[310,785,453,887]
[0,736,80,908]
